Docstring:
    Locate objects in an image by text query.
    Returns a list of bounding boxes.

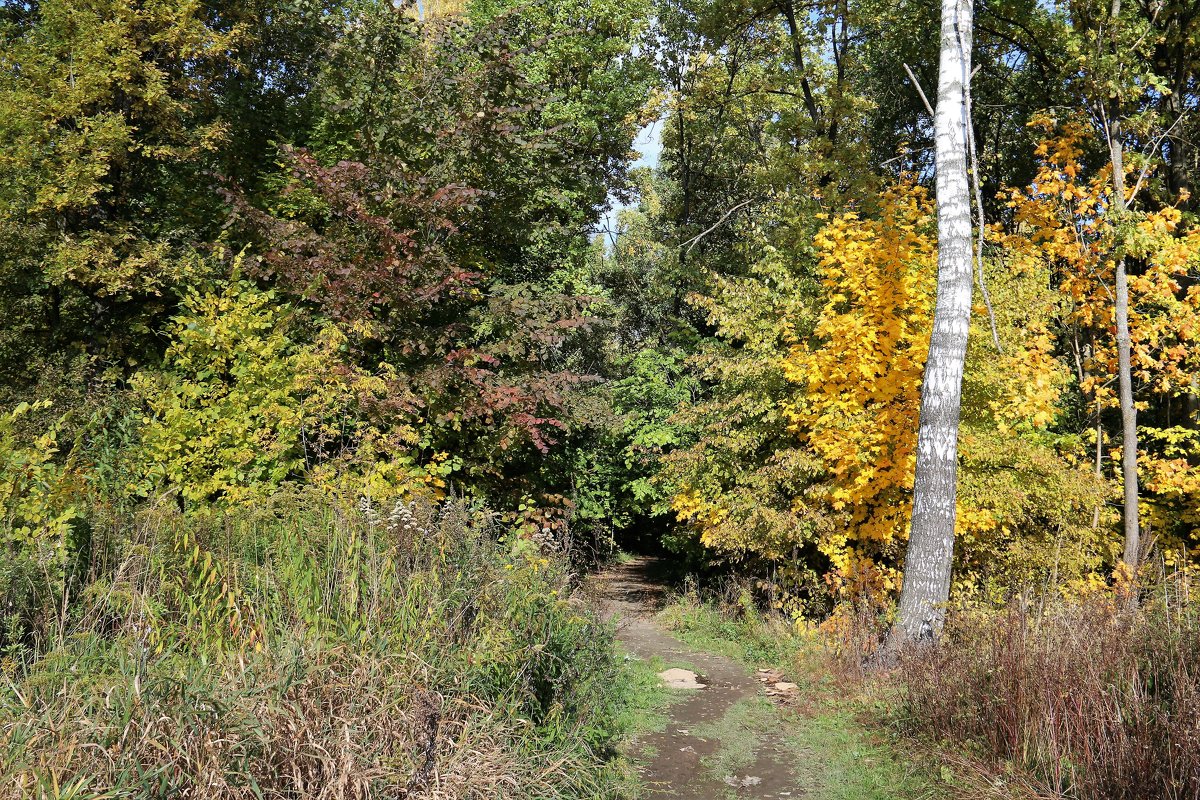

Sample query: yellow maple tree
[782,184,935,573]
[1001,115,1200,551]
[783,181,1095,598]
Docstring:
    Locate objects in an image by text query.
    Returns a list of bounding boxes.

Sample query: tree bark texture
[892,0,973,644]
[1108,116,1141,574]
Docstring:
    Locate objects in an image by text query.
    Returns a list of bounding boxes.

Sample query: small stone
[657,668,706,689]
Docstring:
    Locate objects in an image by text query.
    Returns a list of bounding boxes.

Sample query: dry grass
[896,594,1200,800]
[0,493,634,799]
[3,642,605,798]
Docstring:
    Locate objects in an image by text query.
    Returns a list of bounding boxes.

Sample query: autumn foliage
[664,179,1103,605]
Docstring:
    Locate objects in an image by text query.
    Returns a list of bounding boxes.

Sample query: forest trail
[596,557,808,799]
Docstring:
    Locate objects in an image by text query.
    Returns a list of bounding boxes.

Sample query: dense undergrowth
[0,494,640,798]
[659,573,1200,800]
[898,589,1200,800]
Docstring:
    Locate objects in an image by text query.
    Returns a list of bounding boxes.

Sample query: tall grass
[897,593,1200,799]
[657,577,813,669]
[0,491,635,798]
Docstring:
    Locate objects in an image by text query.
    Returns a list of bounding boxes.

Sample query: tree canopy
[3,0,1200,628]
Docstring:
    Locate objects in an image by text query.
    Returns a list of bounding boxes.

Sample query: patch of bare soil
[595,557,806,799]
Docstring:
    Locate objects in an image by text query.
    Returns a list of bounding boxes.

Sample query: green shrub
[0,401,84,669]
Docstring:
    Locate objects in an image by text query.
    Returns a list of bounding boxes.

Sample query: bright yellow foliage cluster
[1002,115,1200,545]
[783,185,935,574]
[672,180,1104,601]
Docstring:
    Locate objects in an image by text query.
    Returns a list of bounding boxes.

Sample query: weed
[896,596,1200,800]
[784,710,942,800]
[657,590,809,669]
[0,492,638,798]
[613,651,677,741]
[692,697,778,783]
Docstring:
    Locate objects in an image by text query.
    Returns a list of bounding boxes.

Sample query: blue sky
[598,120,663,250]
[631,119,664,169]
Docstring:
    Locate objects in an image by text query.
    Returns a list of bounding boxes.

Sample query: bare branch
[964,58,1002,352]
[682,200,754,253]
[903,63,935,117]
[1129,112,1189,204]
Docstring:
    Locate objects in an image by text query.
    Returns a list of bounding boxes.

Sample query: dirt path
[595,557,806,799]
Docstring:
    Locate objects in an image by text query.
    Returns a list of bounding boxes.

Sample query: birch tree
[891,0,974,644]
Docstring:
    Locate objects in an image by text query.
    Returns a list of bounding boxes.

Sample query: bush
[0,492,633,798]
[0,401,85,668]
[897,594,1200,799]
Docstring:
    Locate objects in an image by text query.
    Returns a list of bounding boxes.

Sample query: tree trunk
[891,0,974,645]
[1108,116,1141,577]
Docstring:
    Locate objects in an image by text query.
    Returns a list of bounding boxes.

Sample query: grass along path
[597,557,942,800]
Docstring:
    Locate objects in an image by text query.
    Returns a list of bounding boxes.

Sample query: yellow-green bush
[131,278,312,505]
[0,401,82,666]
[131,273,442,510]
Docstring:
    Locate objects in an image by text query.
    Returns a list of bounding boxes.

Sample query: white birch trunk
[891,0,973,644]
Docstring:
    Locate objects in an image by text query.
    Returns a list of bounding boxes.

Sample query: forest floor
[594,556,943,800]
